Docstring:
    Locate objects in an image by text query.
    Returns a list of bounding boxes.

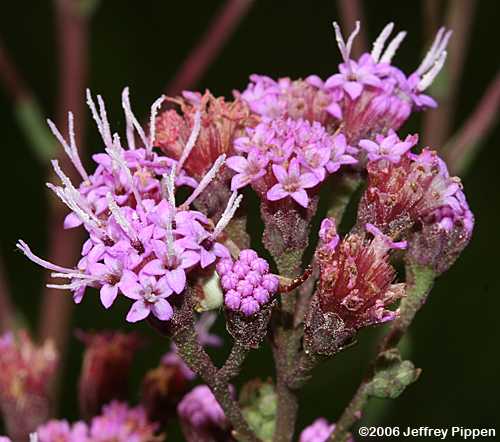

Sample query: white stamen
[182,154,226,208]
[165,205,175,259]
[416,27,451,76]
[212,192,243,239]
[46,281,89,291]
[49,160,101,229]
[371,22,394,62]
[47,113,89,181]
[177,109,202,172]
[105,133,143,208]
[120,87,148,148]
[148,95,166,153]
[86,89,113,148]
[122,87,136,150]
[418,50,448,91]
[333,20,361,65]
[50,272,97,280]
[164,164,176,208]
[380,31,407,64]
[106,193,137,241]
[16,240,76,273]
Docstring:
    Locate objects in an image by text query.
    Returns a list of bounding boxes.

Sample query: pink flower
[142,240,199,294]
[359,132,418,163]
[120,272,173,322]
[267,158,319,208]
[226,151,268,191]
[326,134,358,173]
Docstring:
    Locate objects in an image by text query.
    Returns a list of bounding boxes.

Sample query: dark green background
[1,1,498,440]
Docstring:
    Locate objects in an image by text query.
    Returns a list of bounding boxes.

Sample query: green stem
[328,265,435,442]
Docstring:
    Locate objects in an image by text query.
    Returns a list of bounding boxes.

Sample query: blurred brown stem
[165,0,255,96]
[337,0,367,58]
[0,253,15,333]
[39,0,90,409]
[422,0,477,147]
[442,71,500,175]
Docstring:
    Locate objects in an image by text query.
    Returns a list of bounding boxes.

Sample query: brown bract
[155,91,257,180]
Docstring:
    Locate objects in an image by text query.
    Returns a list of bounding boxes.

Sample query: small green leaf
[368,349,421,399]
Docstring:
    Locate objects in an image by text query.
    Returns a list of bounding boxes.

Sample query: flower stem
[39,0,91,410]
[156,292,259,442]
[328,265,435,442]
[165,0,255,96]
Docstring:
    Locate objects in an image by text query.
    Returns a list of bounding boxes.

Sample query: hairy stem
[328,265,435,442]
[157,292,258,442]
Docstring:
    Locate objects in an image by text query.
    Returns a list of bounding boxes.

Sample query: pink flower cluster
[216,249,279,316]
[227,118,357,207]
[17,89,243,323]
[240,22,450,144]
[35,401,159,442]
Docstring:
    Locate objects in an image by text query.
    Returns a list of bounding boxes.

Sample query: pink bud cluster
[35,401,159,442]
[227,118,357,207]
[299,418,353,442]
[216,249,279,316]
[17,89,243,323]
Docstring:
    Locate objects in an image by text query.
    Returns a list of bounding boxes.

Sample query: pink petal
[324,74,344,89]
[126,300,150,322]
[225,156,248,173]
[359,139,379,153]
[155,276,173,297]
[343,81,363,100]
[152,299,173,321]
[213,243,230,259]
[271,164,288,183]
[231,173,250,191]
[142,259,166,276]
[299,172,320,189]
[326,102,342,119]
[64,212,82,229]
[100,284,119,309]
[291,189,309,208]
[266,184,288,201]
[166,268,186,294]
[181,250,201,269]
[200,248,216,268]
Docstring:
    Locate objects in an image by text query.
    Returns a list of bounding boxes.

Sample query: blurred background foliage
[0,0,498,439]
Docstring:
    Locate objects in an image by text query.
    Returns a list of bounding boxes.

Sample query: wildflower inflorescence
[10,18,476,442]
[17,89,243,323]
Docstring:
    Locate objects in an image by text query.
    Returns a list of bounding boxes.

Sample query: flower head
[315,223,405,332]
[17,89,243,324]
[230,117,356,207]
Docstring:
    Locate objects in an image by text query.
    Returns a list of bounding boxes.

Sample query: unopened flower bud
[0,331,57,441]
[77,331,142,419]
